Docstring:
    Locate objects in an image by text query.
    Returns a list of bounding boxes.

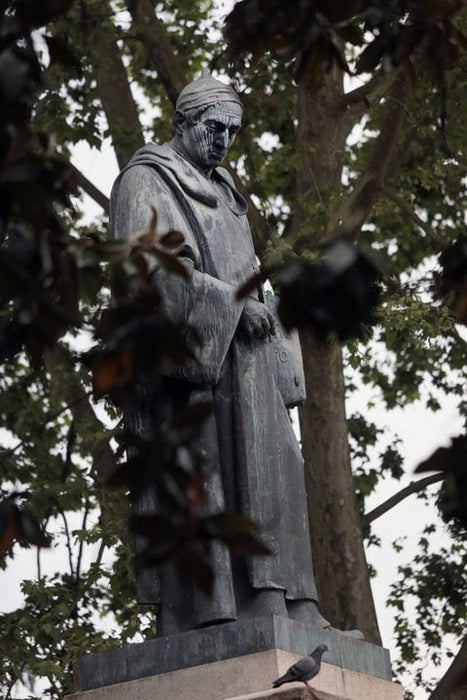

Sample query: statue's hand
[238,298,276,340]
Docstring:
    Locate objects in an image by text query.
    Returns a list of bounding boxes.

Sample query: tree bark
[299,329,381,642]
[124,0,187,107]
[293,65,382,642]
[326,71,411,239]
[295,68,349,203]
[83,0,144,169]
[428,635,467,700]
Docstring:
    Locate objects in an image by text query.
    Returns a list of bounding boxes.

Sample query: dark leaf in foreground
[18,508,51,547]
[106,457,147,492]
[0,499,19,555]
[150,246,190,280]
[130,514,174,537]
[415,436,467,528]
[223,532,271,556]
[235,267,270,300]
[92,350,134,395]
[415,435,467,476]
[0,48,32,104]
[159,229,185,250]
[355,34,386,74]
[0,496,50,554]
[0,317,26,360]
[44,35,82,75]
[439,477,467,529]
[204,512,271,555]
[13,0,75,28]
[173,400,213,440]
[175,547,214,596]
[438,237,467,323]
[277,238,382,340]
[90,238,131,263]
[225,0,467,90]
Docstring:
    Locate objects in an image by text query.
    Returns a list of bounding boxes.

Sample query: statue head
[172,70,243,170]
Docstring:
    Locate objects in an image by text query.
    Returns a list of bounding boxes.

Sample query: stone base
[71,615,392,693]
[66,649,404,700]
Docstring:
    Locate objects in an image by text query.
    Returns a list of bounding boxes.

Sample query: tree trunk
[293,65,381,643]
[428,636,467,700]
[124,0,188,107]
[83,0,144,169]
[299,330,381,642]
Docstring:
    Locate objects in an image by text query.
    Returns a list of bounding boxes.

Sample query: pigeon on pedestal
[272,644,328,690]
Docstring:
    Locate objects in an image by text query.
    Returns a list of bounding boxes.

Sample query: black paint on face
[178,103,242,170]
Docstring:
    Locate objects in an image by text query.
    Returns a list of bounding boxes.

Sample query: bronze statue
[110,71,333,637]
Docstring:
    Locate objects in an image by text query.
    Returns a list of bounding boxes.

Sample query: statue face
[176,102,242,170]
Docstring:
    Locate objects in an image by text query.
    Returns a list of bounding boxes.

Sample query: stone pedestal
[66,615,404,700]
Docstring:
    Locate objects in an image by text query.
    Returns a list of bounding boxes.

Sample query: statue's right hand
[238,298,275,340]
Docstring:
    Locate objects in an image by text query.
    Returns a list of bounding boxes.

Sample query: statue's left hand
[238,298,276,340]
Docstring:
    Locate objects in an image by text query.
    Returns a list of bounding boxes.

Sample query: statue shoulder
[126,142,175,170]
[214,167,248,216]
[114,143,184,199]
[215,166,236,189]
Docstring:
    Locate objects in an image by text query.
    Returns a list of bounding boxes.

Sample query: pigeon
[272,644,328,689]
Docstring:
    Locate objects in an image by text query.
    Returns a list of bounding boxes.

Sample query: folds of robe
[109,143,317,634]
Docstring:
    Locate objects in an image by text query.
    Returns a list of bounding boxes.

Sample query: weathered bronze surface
[110,72,323,636]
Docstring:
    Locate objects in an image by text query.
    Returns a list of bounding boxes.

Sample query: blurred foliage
[226,0,467,83]
[275,238,383,339]
[415,435,467,529]
[388,528,466,699]
[438,237,467,324]
[238,236,384,339]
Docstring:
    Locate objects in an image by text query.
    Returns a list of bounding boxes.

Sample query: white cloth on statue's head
[175,69,243,113]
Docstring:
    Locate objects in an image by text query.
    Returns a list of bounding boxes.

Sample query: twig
[69,162,110,214]
[380,186,443,242]
[428,636,467,700]
[345,71,397,114]
[69,535,107,619]
[59,507,75,578]
[76,496,90,581]
[326,71,412,239]
[362,473,443,526]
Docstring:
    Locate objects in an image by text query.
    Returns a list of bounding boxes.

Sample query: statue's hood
[122,142,248,215]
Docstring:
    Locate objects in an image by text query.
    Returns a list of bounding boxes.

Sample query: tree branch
[428,636,467,700]
[83,0,144,168]
[70,535,108,621]
[345,70,397,122]
[362,473,443,527]
[44,344,116,486]
[76,496,91,580]
[59,506,75,577]
[380,185,443,242]
[70,163,109,214]
[124,0,188,107]
[326,71,412,239]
